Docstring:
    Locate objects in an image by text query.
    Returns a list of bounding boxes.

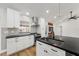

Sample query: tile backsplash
[7,28,19,34]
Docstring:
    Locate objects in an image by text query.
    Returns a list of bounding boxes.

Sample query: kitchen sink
[41,37,64,47]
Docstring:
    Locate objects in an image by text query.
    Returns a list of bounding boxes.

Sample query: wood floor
[12,46,36,56]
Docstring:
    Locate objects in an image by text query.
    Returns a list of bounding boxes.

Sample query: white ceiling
[0,3,79,23]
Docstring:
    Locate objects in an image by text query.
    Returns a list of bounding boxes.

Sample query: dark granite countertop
[6,32,35,39]
[37,37,79,56]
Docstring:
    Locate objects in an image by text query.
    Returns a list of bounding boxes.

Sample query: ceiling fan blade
[62,18,70,22]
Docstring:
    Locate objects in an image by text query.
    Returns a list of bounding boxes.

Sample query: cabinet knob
[44,50,48,53]
[39,43,42,45]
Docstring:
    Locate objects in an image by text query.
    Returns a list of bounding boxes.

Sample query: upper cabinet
[7,8,14,28]
[7,8,20,28]
[0,8,20,28]
[14,10,20,28]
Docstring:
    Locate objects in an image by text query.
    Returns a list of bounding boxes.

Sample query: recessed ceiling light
[46,10,49,13]
[26,12,30,15]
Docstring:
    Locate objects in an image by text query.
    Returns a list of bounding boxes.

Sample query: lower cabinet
[7,38,17,55]
[36,41,66,56]
[7,35,34,55]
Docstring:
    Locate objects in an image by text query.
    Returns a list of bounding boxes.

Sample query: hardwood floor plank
[13,46,36,56]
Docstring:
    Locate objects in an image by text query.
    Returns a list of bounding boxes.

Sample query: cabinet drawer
[46,45,65,56]
[36,41,48,48]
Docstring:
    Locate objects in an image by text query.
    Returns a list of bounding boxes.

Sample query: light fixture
[26,12,30,16]
[46,10,49,13]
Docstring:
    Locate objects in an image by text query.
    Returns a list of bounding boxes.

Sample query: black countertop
[37,37,79,56]
[6,32,35,39]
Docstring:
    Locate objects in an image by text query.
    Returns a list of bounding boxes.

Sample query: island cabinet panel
[36,41,66,56]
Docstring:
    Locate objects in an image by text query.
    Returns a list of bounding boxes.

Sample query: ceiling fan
[68,11,79,20]
[62,11,79,22]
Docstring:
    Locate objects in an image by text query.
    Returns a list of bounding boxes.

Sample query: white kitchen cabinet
[36,41,65,56]
[7,8,14,28]
[0,8,20,28]
[22,35,34,49]
[29,35,34,45]
[36,41,46,56]
[7,38,17,55]
[7,35,34,55]
[16,35,34,50]
[23,36,31,48]
[14,10,20,28]
[15,37,24,51]
[7,8,20,28]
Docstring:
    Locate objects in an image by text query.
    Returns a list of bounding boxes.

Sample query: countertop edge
[6,33,35,39]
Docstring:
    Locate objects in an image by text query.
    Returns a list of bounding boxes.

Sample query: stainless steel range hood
[31,16,39,26]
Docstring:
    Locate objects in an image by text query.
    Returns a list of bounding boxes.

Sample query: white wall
[61,19,79,38]
[53,25,62,36]
[53,18,79,38]
[0,28,1,51]
[0,8,7,28]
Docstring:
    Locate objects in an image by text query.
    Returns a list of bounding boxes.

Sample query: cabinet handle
[39,43,42,45]
[51,49,57,52]
[44,50,48,53]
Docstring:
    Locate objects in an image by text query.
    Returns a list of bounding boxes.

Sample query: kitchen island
[36,37,79,56]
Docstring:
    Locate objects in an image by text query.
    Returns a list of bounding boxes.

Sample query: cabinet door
[36,41,45,56]
[16,36,31,51]
[16,36,34,52]
[36,41,50,56]
[16,37,25,51]
[29,35,34,45]
[14,11,20,28]
[7,38,16,55]
[23,36,34,48]
[7,8,14,28]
